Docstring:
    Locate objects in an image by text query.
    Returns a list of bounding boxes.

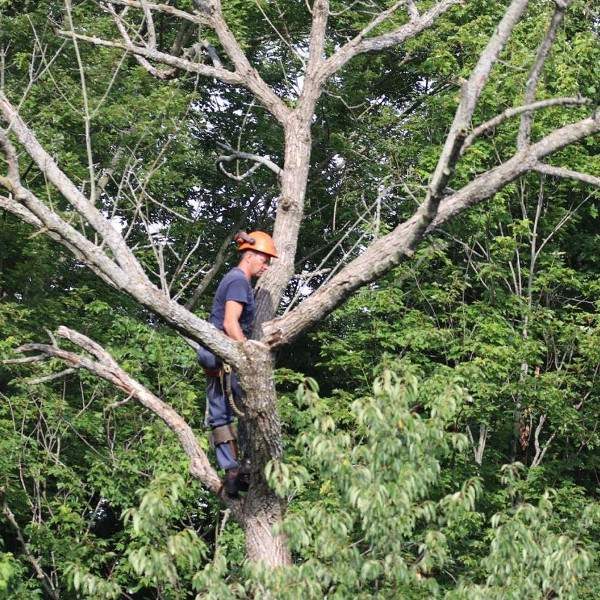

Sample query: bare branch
[0,96,244,367]
[2,354,46,364]
[192,0,291,125]
[0,93,148,281]
[216,145,283,180]
[106,3,178,80]
[1,170,131,288]
[435,112,599,225]
[530,414,557,468]
[23,368,77,385]
[106,0,210,25]
[58,29,241,85]
[140,0,157,49]
[0,127,21,183]
[406,0,420,20]
[534,162,600,188]
[301,0,329,105]
[283,0,519,340]
[322,0,460,80]
[13,327,234,502]
[65,0,98,203]
[105,393,134,410]
[466,423,488,466]
[517,0,573,148]
[353,1,406,41]
[462,96,591,153]
[57,326,121,368]
[423,0,531,221]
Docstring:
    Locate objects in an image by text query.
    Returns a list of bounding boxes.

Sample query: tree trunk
[237,342,291,565]
[242,482,291,566]
[254,119,312,331]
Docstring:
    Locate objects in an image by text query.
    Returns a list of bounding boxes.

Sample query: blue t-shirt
[209,268,255,337]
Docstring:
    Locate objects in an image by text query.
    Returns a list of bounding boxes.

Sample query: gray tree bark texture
[2,0,599,568]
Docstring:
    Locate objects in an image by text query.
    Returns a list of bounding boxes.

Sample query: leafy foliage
[1,0,599,596]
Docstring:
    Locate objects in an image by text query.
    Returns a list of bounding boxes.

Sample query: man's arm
[223,300,246,342]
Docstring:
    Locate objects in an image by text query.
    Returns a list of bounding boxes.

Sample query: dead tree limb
[462,96,591,153]
[517,0,573,148]
[216,146,283,180]
[0,93,243,367]
[12,327,236,504]
[321,0,460,79]
[534,163,600,188]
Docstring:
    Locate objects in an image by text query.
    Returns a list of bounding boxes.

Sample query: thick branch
[262,113,600,347]
[306,0,329,71]
[517,0,573,148]
[462,96,591,153]
[194,0,291,125]
[14,327,232,501]
[0,174,134,288]
[423,0,531,220]
[0,96,244,366]
[434,112,600,224]
[0,194,42,228]
[66,2,291,124]
[299,0,329,116]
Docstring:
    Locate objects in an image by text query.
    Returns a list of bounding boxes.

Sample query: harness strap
[221,364,246,418]
[211,423,237,446]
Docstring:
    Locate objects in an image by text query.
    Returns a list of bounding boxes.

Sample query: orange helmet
[235,231,278,258]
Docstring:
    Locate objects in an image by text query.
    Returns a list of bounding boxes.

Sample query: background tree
[0,0,598,592]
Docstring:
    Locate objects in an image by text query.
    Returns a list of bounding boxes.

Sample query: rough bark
[242,486,291,566]
[236,342,291,563]
[253,119,313,332]
[517,0,573,148]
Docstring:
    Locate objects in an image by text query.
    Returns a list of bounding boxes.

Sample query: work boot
[236,467,250,492]
[224,468,242,497]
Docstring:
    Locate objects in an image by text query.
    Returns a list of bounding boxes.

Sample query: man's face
[250,251,272,277]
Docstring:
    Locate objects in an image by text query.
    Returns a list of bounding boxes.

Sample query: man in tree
[197,231,278,496]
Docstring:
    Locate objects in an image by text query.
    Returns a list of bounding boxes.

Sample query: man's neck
[236,261,252,280]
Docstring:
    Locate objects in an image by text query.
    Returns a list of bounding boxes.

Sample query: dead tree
[1,0,599,566]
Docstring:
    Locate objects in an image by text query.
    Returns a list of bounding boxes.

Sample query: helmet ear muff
[234,231,256,246]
